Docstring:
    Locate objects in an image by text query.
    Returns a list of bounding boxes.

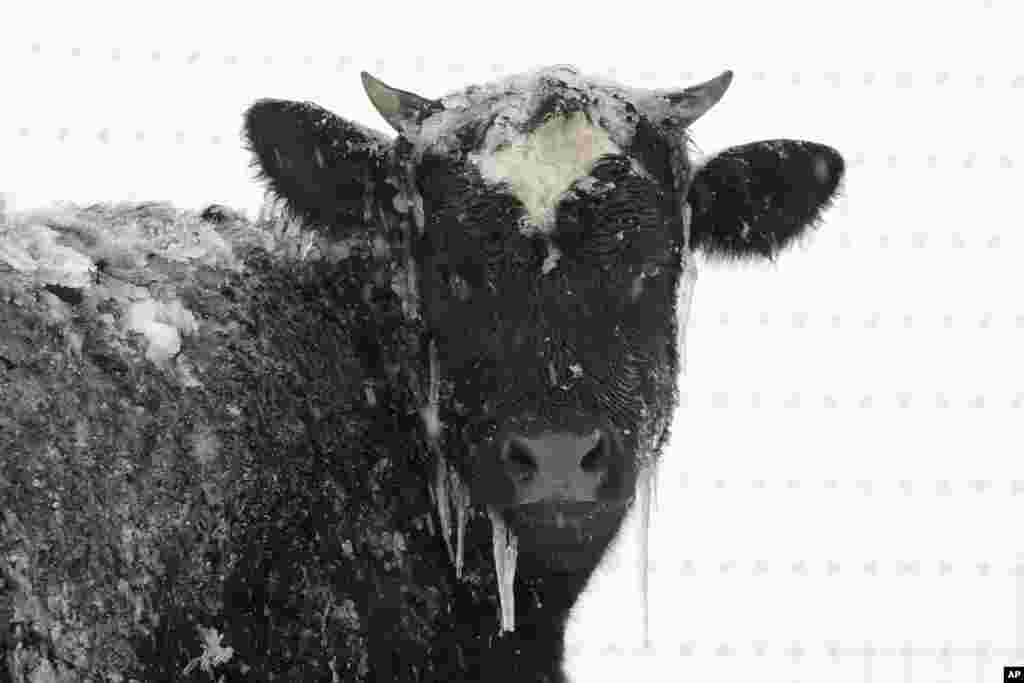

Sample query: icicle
[452,466,468,579]
[431,451,470,578]
[489,507,518,633]
[638,465,654,649]
[435,453,456,569]
[427,340,440,418]
[405,251,420,321]
[362,169,375,224]
[412,192,425,234]
[422,336,448,558]
[403,159,425,234]
[421,331,468,578]
[419,342,441,441]
[425,507,436,537]
[677,203,698,374]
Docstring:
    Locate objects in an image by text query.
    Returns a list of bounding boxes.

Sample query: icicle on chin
[432,452,470,579]
[431,449,454,568]
[489,506,518,633]
[431,455,517,634]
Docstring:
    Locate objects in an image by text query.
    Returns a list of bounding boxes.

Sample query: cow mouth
[505,500,629,566]
[508,500,627,536]
[432,456,632,634]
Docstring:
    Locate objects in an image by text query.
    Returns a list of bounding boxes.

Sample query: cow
[242,65,844,682]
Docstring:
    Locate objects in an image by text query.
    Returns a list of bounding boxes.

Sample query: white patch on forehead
[470,112,620,232]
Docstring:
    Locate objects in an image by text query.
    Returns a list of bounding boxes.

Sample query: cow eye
[589,155,633,181]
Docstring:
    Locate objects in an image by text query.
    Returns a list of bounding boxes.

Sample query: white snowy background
[2,1,1021,682]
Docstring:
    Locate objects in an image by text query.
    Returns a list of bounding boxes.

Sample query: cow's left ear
[686,140,845,260]
[244,99,394,233]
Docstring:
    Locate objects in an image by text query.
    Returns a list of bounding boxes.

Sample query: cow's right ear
[244,99,394,232]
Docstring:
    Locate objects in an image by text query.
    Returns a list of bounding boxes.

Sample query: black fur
[688,140,845,260]
[243,67,845,682]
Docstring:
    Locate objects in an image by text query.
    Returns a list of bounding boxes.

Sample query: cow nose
[500,429,611,505]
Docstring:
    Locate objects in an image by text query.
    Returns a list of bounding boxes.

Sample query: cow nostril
[579,433,607,473]
[502,440,537,483]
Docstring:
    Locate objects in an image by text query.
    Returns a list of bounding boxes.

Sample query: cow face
[243,66,843,583]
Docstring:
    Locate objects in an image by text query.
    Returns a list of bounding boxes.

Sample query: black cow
[243,65,843,682]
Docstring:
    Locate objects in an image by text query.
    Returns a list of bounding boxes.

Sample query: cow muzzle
[501,429,610,505]
[483,424,635,569]
[464,421,637,632]
[472,422,635,511]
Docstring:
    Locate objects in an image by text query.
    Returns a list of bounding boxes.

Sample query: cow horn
[360,71,444,135]
[642,70,734,128]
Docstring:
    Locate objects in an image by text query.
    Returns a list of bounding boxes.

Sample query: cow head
[243,64,843,618]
